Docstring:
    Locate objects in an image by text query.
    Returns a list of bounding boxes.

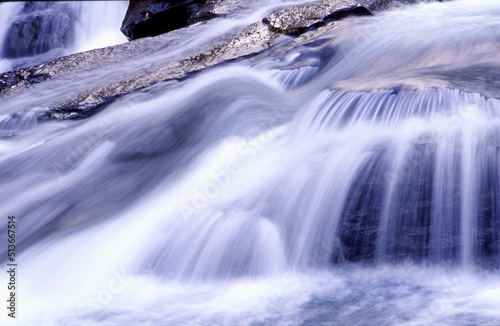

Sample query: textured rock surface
[261,0,426,35]
[46,21,284,120]
[120,0,435,41]
[263,0,371,35]
[189,0,246,23]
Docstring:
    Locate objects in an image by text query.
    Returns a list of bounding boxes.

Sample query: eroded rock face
[2,2,74,59]
[120,0,206,40]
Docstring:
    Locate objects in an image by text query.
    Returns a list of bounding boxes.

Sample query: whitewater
[0,0,500,325]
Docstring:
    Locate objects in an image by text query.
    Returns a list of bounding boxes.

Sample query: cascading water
[0,2,24,73]
[0,1,128,71]
[1,0,500,325]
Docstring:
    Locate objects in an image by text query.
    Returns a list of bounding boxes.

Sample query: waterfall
[1,0,500,325]
[0,1,128,70]
[0,2,23,73]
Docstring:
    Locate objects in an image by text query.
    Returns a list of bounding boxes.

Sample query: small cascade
[0,0,500,325]
[0,1,127,70]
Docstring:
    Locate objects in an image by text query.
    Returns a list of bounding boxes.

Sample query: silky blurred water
[0,1,128,72]
[1,0,500,325]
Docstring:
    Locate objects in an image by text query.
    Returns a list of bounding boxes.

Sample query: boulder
[263,0,371,35]
[120,0,206,40]
[1,2,74,59]
[188,0,243,24]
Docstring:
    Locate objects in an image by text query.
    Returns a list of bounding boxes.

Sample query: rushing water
[1,0,500,325]
[0,1,128,72]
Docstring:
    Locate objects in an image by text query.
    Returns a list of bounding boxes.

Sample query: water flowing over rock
[1,2,74,59]
[0,20,287,120]
[188,0,243,23]
[121,0,431,41]
[0,0,467,121]
[1,1,500,324]
[263,0,372,35]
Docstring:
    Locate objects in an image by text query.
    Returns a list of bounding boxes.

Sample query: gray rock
[46,21,284,120]
[189,0,245,23]
[263,0,372,35]
[0,17,287,120]
[261,0,438,35]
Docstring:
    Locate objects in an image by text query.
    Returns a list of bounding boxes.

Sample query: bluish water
[0,0,500,325]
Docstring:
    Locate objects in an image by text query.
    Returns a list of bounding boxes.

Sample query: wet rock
[0,0,455,120]
[0,17,287,120]
[337,151,388,263]
[56,22,283,120]
[361,0,422,11]
[120,0,206,40]
[189,0,243,23]
[261,0,435,36]
[2,2,74,59]
[263,0,372,35]
[329,64,500,100]
[0,68,51,94]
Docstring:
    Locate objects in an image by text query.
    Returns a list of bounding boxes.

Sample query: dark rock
[22,2,54,13]
[0,69,50,93]
[120,0,206,40]
[2,2,74,59]
[385,141,437,262]
[38,94,122,121]
[120,0,438,41]
[337,150,388,262]
[476,137,500,268]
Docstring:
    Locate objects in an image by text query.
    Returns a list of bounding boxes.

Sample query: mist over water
[1,0,500,325]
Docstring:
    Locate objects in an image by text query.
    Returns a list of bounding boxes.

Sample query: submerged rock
[1,2,74,59]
